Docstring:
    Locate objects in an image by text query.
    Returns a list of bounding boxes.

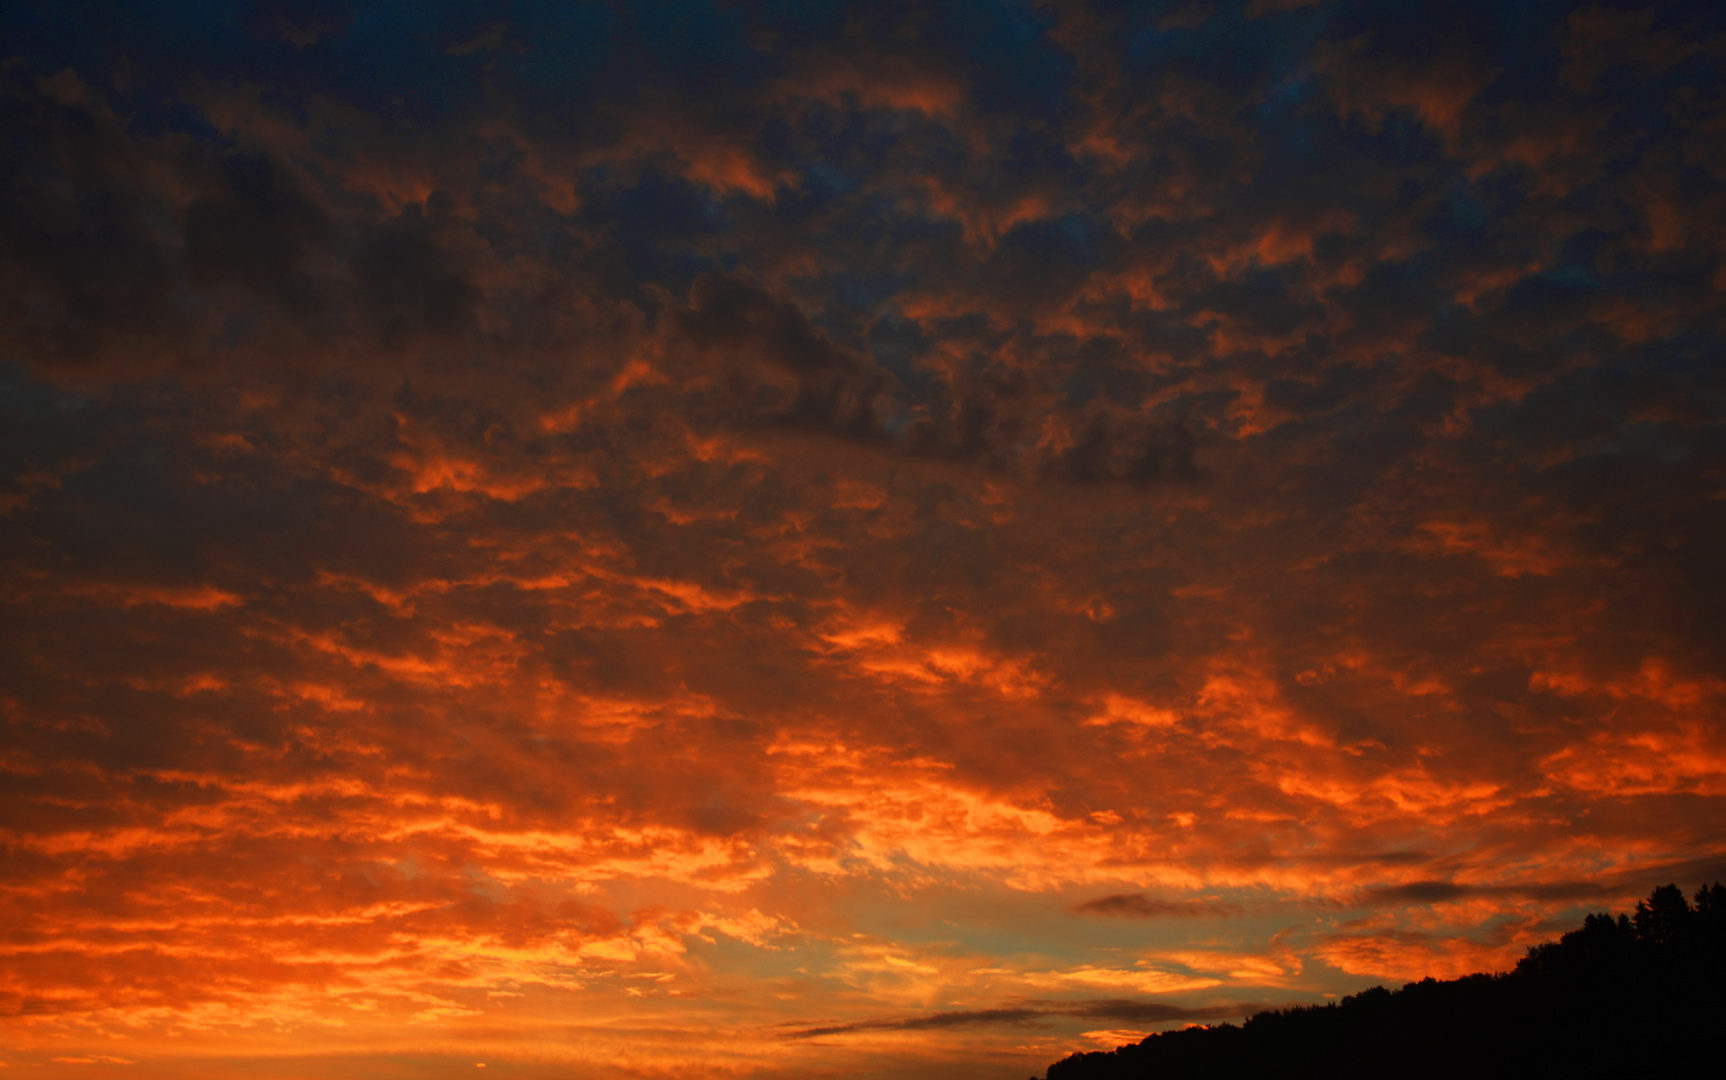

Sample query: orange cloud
[4,5,1725,1076]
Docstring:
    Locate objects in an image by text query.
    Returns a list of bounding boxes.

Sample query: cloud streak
[785,998,1251,1037]
[1074,895,1245,919]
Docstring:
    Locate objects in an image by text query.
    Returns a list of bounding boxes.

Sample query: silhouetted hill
[1043,883,1725,1080]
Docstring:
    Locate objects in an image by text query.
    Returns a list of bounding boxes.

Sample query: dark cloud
[183,152,331,314]
[1363,881,1614,905]
[0,65,184,369]
[662,269,892,438]
[1363,859,1726,908]
[785,998,1248,1037]
[1068,999,1250,1022]
[788,1007,1047,1037]
[350,194,478,344]
[1075,894,1244,918]
[245,0,355,48]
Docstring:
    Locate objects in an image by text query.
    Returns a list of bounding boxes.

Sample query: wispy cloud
[1074,895,1245,918]
[783,999,1251,1037]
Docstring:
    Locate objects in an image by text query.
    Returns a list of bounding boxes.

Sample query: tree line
[1043,882,1725,1079]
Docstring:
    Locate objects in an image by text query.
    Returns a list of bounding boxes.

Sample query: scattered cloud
[2,0,1724,1075]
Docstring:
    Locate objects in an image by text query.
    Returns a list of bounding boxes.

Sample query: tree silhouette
[1044,882,1724,1079]
[1633,883,1689,945]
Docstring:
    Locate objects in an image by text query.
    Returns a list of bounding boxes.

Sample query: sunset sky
[3,1,1725,1077]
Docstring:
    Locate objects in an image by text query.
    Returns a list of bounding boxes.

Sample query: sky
[2,1,1724,1077]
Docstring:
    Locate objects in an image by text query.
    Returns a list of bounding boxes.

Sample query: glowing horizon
[3,2,1724,1077]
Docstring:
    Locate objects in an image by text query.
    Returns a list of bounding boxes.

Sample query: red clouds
[3,1,1726,1077]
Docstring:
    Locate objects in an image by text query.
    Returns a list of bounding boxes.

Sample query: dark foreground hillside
[1045,883,1725,1080]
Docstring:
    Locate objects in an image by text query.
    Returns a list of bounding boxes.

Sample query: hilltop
[1044,883,1725,1079]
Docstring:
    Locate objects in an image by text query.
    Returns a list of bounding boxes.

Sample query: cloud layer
[2,1,1724,1076]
